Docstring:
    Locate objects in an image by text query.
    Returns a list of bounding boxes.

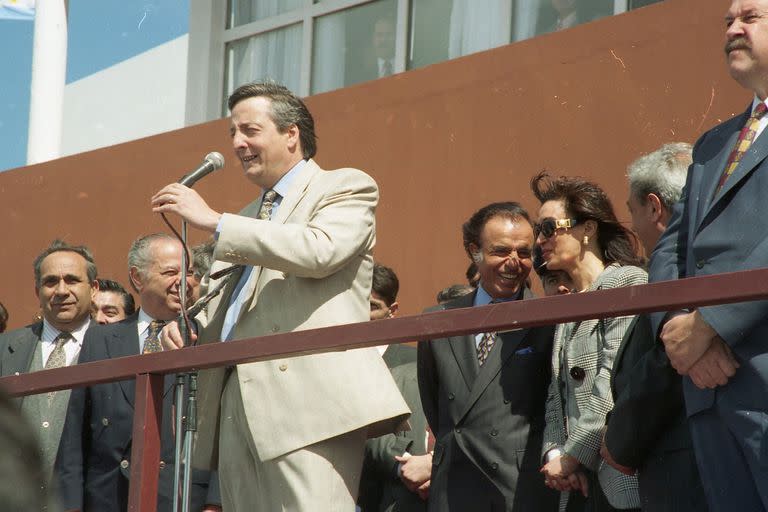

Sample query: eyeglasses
[534,218,578,239]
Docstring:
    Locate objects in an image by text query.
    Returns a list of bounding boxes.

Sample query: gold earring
[583,235,589,246]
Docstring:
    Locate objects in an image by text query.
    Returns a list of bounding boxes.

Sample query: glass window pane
[516,0,615,41]
[409,0,511,71]
[629,0,663,8]
[228,0,305,28]
[311,0,397,95]
[224,24,303,112]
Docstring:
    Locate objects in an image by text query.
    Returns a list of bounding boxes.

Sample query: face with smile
[725,0,768,96]
[230,96,302,189]
[470,215,534,300]
[130,239,192,321]
[36,251,96,331]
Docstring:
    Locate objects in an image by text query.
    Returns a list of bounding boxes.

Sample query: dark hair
[191,239,215,281]
[436,284,475,304]
[530,172,642,267]
[0,302,7,333]
[33,240,98,289]
[95,279,136,316]
[228,82,317,159]
[462,202,533,258]
[372,263,399,306]
[465,262,480,287]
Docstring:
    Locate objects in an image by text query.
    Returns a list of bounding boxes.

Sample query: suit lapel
[108,317,141,407]
[702,106,762,222]
[442,293,478,390]
[456,328,527,424]
[6,323,42,376]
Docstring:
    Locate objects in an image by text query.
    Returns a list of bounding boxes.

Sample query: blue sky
[0,1,188,172]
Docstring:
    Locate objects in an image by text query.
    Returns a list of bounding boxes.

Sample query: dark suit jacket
[606,314,707,511]
[359,359,427,512]
[417,290,558,511]
[649,103,768,424]
[0,321,43,379]
[55,314,217,512]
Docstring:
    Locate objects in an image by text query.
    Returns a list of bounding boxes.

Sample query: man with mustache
[648,1,768,509]
[0,240,98,496]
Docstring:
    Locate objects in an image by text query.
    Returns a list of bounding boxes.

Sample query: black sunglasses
[534,218,578,239]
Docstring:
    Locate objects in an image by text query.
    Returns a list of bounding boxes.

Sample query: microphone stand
[172,219,197,512]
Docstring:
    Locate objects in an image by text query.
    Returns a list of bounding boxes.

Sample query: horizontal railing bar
[2,268,767,397]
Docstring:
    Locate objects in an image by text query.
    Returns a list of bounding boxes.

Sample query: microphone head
[205,151,225,170]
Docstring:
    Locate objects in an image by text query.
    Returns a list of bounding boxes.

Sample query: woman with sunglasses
[530,172,646,512]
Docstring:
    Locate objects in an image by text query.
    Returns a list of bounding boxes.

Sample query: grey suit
[0,323,66,472]
[649,103,768,510]
[418,290,558,511]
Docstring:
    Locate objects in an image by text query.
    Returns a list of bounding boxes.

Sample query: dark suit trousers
[689,407,768,511]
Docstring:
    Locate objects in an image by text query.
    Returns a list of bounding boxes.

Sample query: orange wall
[0,0,745,328]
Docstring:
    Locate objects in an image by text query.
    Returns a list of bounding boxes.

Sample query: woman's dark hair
[530,171,642,267]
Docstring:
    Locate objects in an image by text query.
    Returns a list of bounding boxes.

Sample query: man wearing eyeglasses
[417,202,558,511]
[648,2,768,509]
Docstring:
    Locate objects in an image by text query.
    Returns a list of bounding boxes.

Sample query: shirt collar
[751,96,768,115]
[137,308,160,338]
[473,283,523,307]
[41,317,90,345]
[269,159,306,199]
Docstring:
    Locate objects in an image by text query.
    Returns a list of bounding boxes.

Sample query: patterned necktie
[258,189,278,220]
[716,102,768,194]
[477,331,497,366]
[143,320,166,354]
[45,332,72,369]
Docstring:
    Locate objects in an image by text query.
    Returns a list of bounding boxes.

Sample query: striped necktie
[716,102,768,194]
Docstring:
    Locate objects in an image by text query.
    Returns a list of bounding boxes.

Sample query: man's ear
[646,193,664,222]
[388,301,399,318]
[286,124,300,152]
[469,244,483,263]
[129,267,143,292]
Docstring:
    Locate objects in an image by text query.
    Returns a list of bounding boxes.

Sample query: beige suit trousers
[219,370,366,511]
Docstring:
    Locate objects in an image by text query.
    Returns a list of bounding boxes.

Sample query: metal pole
[27,0,68,165]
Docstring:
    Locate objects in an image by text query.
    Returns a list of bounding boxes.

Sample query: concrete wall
[61,35,188,157]
[0,0,745,328]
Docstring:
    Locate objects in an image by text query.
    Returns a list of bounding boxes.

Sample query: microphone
[178,152,225,187]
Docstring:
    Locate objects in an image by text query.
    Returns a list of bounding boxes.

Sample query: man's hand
[160,321,196,350]
[687,336,739,389]
[600,429,635,476]
[151,183,222,232]
[417,479,430,501]
[660,310,717,374]
[395,453,432,492]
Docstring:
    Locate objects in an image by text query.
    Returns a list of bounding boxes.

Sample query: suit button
[42,421,50,428]
[570,366,586,381]
[120,460,130,469]
[102,418,109,426]
[448,393,455,400]
[503,399,510,404]
[279,363,288,371]
[272,325,280,333]
[455,428,461,434]
[490,429,498,437]
[491,462,499,471]
[159,461,166,469]
[696,260,705,269]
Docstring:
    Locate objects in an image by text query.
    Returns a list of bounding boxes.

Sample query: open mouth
[242,154,259,163]
[499,272,518,281]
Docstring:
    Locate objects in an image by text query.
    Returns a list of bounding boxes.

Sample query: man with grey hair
[0,239,98,490]
[600,143,708,511]
[626,142,692,254]
[56,233,221,511]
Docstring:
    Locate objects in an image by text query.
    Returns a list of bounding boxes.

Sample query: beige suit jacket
[192,159,410,466]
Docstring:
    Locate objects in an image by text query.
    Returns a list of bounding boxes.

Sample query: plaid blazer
[542,263,647,510]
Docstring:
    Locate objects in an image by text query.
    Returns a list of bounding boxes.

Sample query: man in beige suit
[152,82,409,511]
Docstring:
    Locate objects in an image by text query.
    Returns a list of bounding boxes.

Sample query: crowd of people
[0,1,767,510]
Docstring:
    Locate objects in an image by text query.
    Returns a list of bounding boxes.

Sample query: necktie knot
[258,190,279,220]
[754,102,768,120]
[144,320,166,354]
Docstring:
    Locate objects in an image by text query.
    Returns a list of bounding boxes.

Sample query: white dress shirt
[41,318,89,367]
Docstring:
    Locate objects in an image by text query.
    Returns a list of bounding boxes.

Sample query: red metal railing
[2,268,768,511]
